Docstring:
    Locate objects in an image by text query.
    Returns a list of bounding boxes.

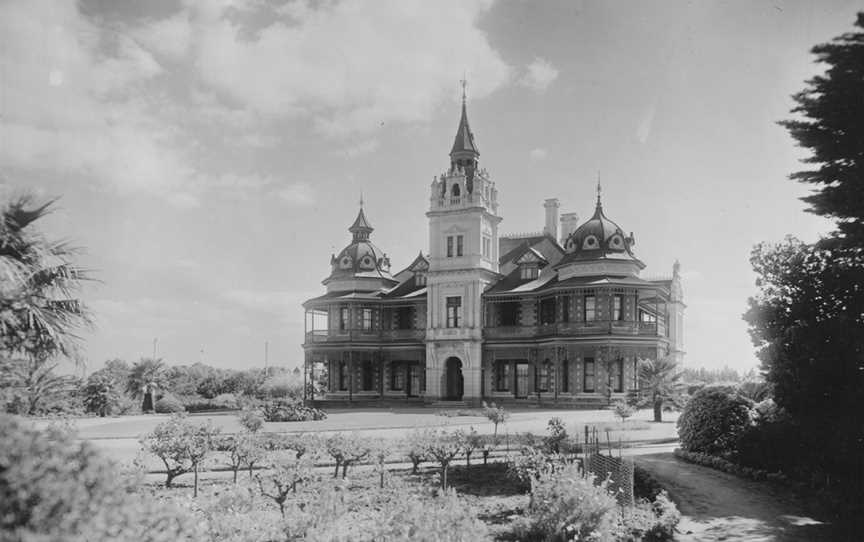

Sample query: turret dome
[324,207,397,292]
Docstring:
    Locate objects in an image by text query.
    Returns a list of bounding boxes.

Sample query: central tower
[425,86,501,403]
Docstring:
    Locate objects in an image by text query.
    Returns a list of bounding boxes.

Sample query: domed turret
[323,207,397,292]
[556,183,644,278]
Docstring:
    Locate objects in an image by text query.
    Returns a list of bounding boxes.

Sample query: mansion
[302,96,684,406]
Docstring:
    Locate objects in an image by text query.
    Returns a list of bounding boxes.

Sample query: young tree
[457,426,483,468]
[426,430,462,489]
[612,400,635,423]
[481,401,509,439]
[636,356,685,422]
[142,414,219,494]
[127,358,167,412]
[255,454,316,517]
[779,13,864,244]
[404,429,431,475]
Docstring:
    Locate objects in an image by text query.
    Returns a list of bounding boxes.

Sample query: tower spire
[450,76,479,168]
[596,170,602,209]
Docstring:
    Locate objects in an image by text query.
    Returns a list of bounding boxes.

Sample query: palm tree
[127,358,167,412]
[0,195,90,414]
[637,356,686,422]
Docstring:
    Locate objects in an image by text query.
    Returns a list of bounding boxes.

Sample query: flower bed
[674,448,790,485]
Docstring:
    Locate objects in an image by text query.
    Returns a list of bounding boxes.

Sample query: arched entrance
[444,357,464,400]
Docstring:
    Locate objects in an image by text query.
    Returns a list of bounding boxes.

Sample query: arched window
[451,184,461,197]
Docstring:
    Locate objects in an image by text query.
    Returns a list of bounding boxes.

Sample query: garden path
[635,453,839,541]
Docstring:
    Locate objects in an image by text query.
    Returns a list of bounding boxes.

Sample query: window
[613,295,623,321]
[639,310,656,323]
[495,360,511,391]
[362,308,373,331]
[361,359,374,391]
[446,236,454,257]
[452,183,460,197]
[610,358,624,392]
[561,360,570,393]
[482,236,491,258]
[446,296,462,328]
[416,273,426,286]
[339,307,349,331]
[539,298,556,324]
[338,360,348,391]
[561,296,570,323]
[396,306,413,330]
[583,357,595,392]
[633,359,639,390]
[584,295,596,322]
[456,235,464,257]
[499,301,519,326]
[520,265,539,280]
[535,360,551,392]
[390,362,404,391]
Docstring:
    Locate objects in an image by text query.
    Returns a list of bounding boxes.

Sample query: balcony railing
[484,320,667,340]
[305,328,425,344]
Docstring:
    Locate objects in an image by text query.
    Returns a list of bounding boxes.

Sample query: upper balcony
[483,320,667,341]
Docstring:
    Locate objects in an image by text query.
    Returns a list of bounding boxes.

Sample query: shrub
[259,374,304,399]
[542,417,568,454]
[634,465,664,502]
[677,385,752,456]
[0,414,198,541]
[154,393,186,414]
[508,446,566,491]
[238,408,266,432]
[82,372,122,417]
[211,393,240,409]
[618,491,681,542]
[370,488,490,542]
[261,398,326,422]
[516,465,618,541]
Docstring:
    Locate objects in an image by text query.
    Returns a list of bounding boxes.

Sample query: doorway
[444,357,464,400]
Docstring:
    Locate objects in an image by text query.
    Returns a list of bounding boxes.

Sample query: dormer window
[520,265,539,280]
[583,235,599,249]
[359,255,375,269]
[339,256,353,269]
[415,273,427,286]
[610,235,624,249]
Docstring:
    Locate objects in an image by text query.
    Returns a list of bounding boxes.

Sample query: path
[635,453,838,541]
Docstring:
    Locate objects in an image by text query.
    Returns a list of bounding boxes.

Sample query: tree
[1,356,78,415]
[425,429,462,489]
[636,356,686,422]
[255,454,316,517]
[82,370,122,417]
[744,237,864,507]
[779,13,864,244]
[481,401,509,439]
[127,358,167,412]
[405,429,431,475]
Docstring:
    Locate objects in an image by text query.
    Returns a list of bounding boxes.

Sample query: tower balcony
[430,192,498,213]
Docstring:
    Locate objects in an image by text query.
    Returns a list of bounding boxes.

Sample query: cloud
[185,0,511,136]
[276,182,315,206]
[529,148,548,160]
[342,139,380,158]
[520,57,559,92]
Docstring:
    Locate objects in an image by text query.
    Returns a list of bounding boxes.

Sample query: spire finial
[460,74,467,106]
[359,190,364,208]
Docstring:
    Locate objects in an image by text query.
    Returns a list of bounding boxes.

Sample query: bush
[0,414,198,541]
[370,487,490,542]
[154,394,186,414]
[211,393,240,409]
[238,408,265,432]
[516,464,618,541]
[677,385,752,456]
[261,398,326,422]
[259,374,304,400]
[613,400,636,422]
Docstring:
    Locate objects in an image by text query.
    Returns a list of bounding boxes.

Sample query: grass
[436,409,485,417]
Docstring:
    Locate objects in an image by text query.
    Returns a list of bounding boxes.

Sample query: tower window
[446,296,462,328]
[482,236,491,258]
[456,235,464,257]
[452,184,461,197]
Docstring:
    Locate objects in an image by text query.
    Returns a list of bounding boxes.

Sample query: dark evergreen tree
[779,13,864,244]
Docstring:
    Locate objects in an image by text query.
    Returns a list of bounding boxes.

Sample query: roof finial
[359,190,364,208]
[460,73,467,106]
[596,170,602,208]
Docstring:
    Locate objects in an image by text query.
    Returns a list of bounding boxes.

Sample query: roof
[486,272,667,296]
[450,101,479,157]
[348,208,373,236]
[382,275,427,299]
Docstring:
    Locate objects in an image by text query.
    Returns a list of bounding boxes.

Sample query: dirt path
[635,453,839,541]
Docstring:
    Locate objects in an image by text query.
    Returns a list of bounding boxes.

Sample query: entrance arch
[444,357,464,401]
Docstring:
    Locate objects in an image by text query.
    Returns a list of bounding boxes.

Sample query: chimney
[543,198,560,240]
[560,212,580,245]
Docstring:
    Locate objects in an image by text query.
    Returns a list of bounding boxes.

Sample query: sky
[0,0,853,374]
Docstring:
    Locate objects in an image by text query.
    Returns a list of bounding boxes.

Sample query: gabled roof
[514,247,548,266]
[382,275,427,299]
